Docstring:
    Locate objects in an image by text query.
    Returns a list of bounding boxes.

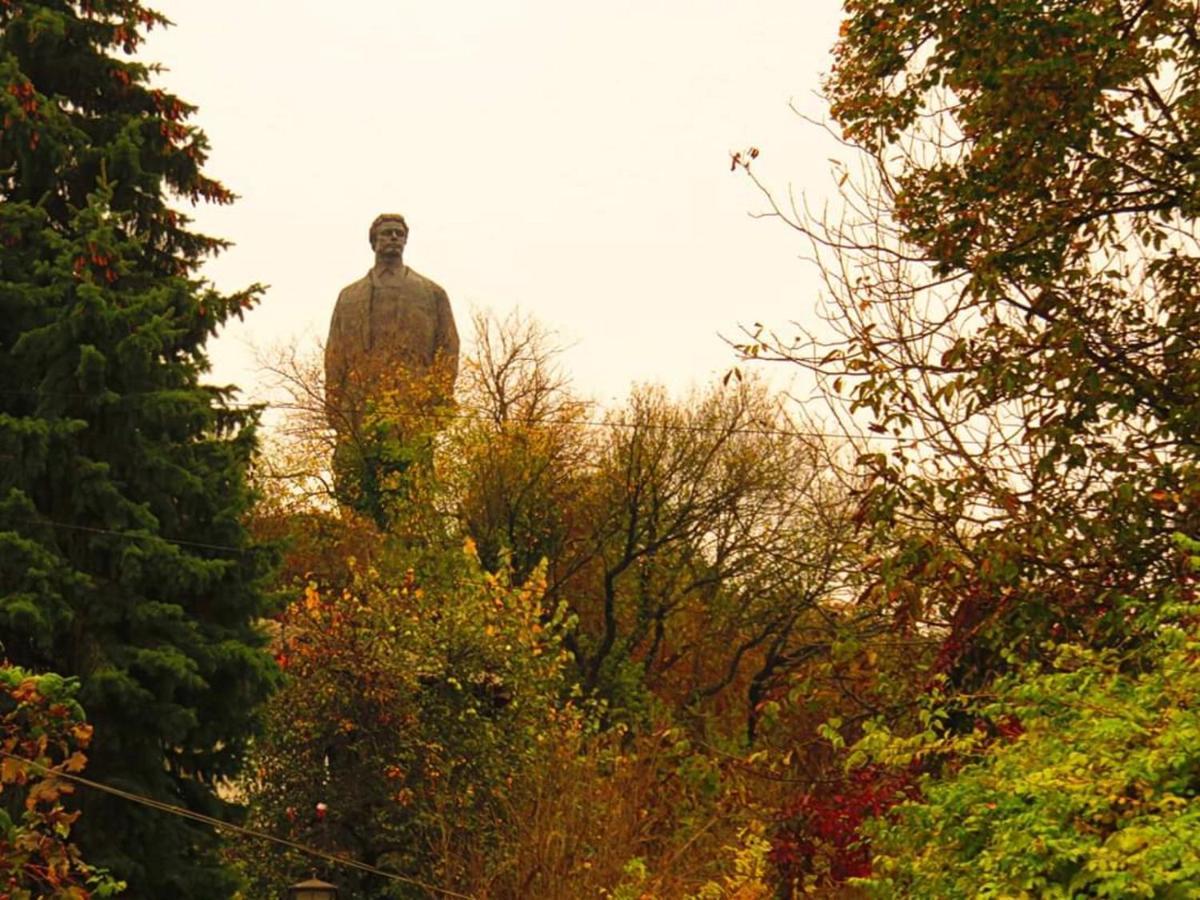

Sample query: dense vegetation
[2,0,1199,897]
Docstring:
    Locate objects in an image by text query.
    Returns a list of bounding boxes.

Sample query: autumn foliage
[0,667,121,899]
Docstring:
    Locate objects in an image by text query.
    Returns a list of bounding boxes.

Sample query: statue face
[373,222,408,259]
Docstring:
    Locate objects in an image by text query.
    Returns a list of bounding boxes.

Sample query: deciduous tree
[744,0,1200,676]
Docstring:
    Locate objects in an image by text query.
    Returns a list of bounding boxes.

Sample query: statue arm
[325,298,345,385]
[434,286,460,368]
[324,287,355,427]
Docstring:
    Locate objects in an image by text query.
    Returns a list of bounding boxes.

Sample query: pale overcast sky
[146,1,844,407]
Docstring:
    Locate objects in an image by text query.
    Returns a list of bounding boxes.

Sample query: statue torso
[324,259,460,429]
[331,266,445,369]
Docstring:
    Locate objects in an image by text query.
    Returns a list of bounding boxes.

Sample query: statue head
[369,213,409,262]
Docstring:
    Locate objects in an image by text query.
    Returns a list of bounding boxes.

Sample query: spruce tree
[0,2,275,895]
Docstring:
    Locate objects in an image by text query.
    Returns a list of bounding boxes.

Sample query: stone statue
[325,213,459,431]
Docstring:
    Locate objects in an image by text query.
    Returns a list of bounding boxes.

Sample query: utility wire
[0,385,959,444]
[0,516,253,555]
[0,749,476,900]
[0,384,1037,560]
[6,517,261,554]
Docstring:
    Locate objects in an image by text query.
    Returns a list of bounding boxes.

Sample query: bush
[238,540,578,898]
[855,543,1200,897]
[0,665,123,898]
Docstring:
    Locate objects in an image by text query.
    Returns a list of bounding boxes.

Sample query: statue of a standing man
[325,213,459,432]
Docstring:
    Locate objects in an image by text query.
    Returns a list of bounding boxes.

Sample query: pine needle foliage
[0,2,275,895]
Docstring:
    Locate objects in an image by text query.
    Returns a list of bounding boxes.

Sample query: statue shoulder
[405,266,449,299]
[336,272,373,304]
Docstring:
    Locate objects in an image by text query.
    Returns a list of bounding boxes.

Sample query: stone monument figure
[325,213,459,432]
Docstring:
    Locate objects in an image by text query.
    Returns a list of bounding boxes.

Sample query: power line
[7,516,258,554]
[0,749,476,900]
[322,404,913,445]
[0,423,1042,562]
[0,384,973,446]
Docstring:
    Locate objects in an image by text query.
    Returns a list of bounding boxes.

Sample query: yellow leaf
[1,755,27,784]
[63,751,88,773]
